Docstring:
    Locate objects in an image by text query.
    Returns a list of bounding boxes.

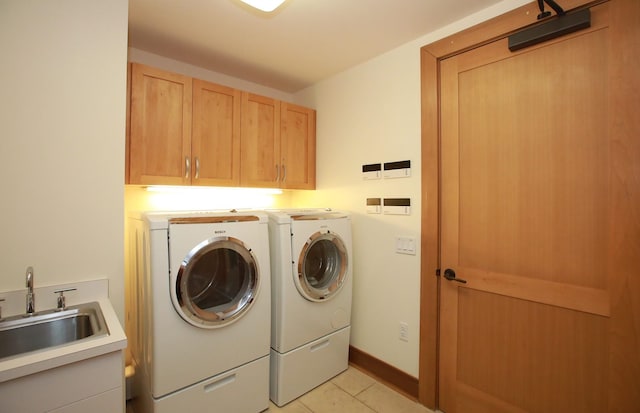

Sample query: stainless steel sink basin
[0,302,109,360]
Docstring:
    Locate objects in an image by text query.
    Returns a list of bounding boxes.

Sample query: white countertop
[0,281,127,383]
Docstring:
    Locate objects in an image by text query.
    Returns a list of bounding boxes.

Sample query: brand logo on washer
[214,230,226,234]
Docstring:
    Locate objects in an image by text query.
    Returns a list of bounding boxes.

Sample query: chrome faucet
[26,266,35,315]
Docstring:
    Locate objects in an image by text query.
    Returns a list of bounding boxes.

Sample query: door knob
[444,268,467,284]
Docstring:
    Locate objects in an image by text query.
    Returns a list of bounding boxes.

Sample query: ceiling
[128,0,504,93]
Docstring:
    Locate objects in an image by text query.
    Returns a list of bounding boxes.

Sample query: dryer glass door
[296,231,348,302]
[176,237,259,328]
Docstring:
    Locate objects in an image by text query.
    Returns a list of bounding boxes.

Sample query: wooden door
[192,79,241,186]
[280,102,316,190]
[240,92,280,187]
[128,63,192,185]
[437,1,640,412]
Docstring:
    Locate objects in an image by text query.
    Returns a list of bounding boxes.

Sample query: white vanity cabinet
[0,349,124,413]
[0,281,127,413]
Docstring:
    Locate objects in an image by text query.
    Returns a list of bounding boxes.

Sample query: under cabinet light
[143,186,283,210]
[145,186,282,195]
[239,0,286,12]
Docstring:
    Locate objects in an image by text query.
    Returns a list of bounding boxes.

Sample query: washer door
[296,231,348,302]
[174,236,259,328]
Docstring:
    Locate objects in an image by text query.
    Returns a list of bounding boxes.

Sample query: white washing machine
[267,209,353,406]
[129,210,271,413]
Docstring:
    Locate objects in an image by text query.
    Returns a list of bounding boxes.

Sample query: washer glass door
[296,231,348,301]
[175,236,259,328]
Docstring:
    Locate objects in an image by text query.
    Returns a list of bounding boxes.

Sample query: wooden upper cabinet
[192,79,241,186]
[127,63,315,190]
[240,94,316,189]
[280,102,316,190]
[128,63,192,185]
[240,93,281,188]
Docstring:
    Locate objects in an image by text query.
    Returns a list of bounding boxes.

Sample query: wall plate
[383,198,411,215]
[395,237,416,255]
[366,198,381,214]
[362,163,382,180]
[383,160,411,179]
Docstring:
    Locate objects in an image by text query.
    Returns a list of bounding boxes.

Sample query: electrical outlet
[399,322,409,342]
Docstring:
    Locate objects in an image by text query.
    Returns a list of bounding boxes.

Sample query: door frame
[418,0,610,408]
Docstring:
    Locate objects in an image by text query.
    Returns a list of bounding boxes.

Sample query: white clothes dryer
[129,211,271,413]
[267,209,353,406]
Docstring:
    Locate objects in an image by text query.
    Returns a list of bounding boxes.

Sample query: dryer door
[296,231,348,302]
[174,236,259,328]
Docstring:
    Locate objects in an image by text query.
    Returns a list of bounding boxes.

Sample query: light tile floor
[267,366,434,413]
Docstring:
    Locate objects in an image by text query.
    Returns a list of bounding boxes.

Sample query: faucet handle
[53,288,77,311]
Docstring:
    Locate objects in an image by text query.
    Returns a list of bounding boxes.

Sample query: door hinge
[435,268,441,277]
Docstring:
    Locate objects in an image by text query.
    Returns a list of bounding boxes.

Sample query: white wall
[292,0,530,377]
[0,0,129,321]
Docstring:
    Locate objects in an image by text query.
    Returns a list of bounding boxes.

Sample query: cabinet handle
[185,157,190,179]
[281,165,286,182]
[275,165,280,182]
[195,157,200,179]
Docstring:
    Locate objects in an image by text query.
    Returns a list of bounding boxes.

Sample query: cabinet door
[128,63,192,185]
[192,79,241,186]
[240,93,280,188]
[280,102,316,189]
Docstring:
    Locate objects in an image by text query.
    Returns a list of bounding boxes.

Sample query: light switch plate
[395,237,416,255]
